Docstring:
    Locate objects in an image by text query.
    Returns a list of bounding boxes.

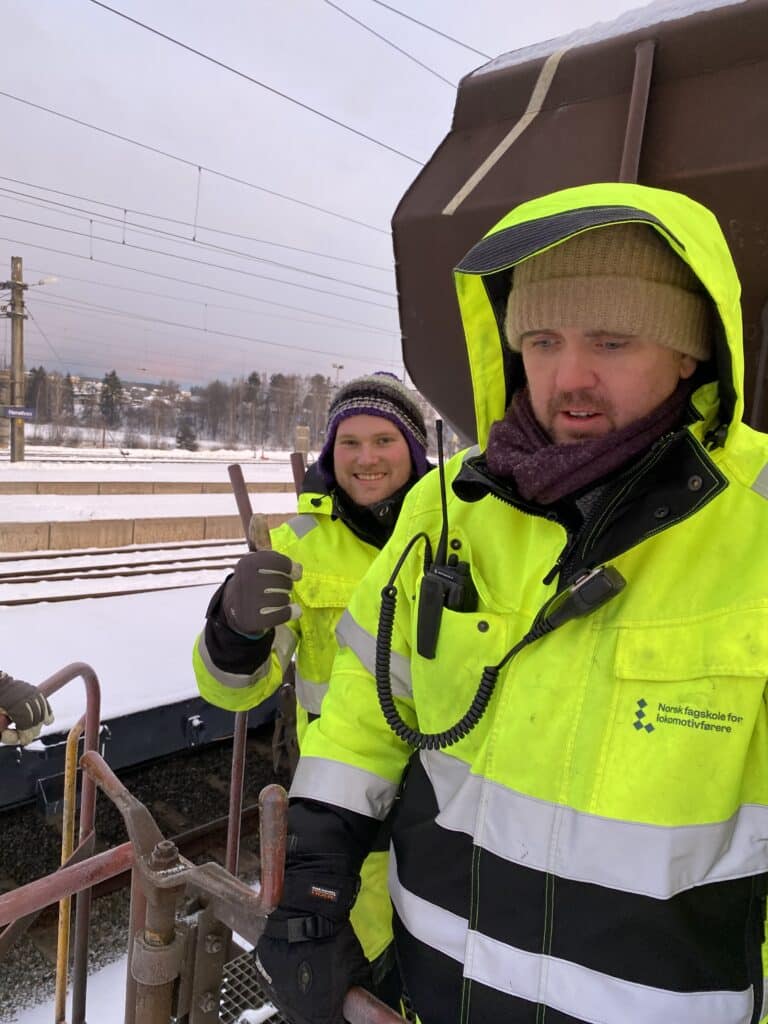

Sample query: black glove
[254,846,369,1024]
[255,918,371,1024]
[0,673,54,746]
[221,550,302,638]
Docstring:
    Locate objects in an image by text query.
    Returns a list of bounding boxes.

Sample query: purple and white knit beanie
[317,372,429,488]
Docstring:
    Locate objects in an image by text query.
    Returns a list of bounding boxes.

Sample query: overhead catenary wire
[0,175,392,271]
[28,293,395,364]
[0,212,397,308]
[25,306,68,372]
[367,0,492,59]
[0,235,394,333]
[321,0,456,87]
[86,0,422,164]
[0,91,390,235]
[24,266,396,337]
[25,296,398,375]
[0,194,393,293]
[30,290,394,343]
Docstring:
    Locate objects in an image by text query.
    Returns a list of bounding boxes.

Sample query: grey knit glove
[222,551,302,638]
[0,673,54,746]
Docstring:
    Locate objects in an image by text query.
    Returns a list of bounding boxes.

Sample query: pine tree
[175,417,198,451]
[99,370,124,428]
[27,366,49,421]
[61,374,75,420]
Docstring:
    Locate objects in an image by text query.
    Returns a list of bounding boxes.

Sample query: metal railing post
[54,718,85,1023]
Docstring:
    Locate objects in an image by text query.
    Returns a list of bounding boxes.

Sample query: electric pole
[1,257,27,462]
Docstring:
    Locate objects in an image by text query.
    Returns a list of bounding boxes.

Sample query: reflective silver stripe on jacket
[335,610,412,697]
[272,624,297,674]
[753,463,768,500]
[197,633,271,689]
[287,514,319,539]
[422,748,768,898]
[294,668,327,716]
[290,755,398,820]
[389,856,754,1024]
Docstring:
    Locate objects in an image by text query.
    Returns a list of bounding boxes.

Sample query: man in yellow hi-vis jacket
[193,372,430,1010]
[253,183,768,1024]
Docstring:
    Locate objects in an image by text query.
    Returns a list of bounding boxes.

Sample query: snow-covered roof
[473,0,746,76]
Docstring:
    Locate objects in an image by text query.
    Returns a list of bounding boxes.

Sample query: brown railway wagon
[393,0,768,442]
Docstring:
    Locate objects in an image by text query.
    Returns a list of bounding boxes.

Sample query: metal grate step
[219,950,288,1024]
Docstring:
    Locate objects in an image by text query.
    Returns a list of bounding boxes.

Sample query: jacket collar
[454,427,727,571]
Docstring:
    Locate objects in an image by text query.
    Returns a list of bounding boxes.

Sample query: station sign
[2,406,35,420]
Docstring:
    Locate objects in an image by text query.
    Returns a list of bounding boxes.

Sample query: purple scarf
[485,384,693,505]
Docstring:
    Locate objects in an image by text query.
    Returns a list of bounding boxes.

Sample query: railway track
[0,539,246,605]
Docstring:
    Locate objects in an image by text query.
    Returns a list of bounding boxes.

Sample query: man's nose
[553,348,598,391]
[356,444,378,465]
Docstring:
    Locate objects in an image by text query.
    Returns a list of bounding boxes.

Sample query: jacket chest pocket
[596,612,768,825]
[293,574,358,671]
[409,605,518,755]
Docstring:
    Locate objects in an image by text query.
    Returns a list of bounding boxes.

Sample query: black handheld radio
[416,422,477,659]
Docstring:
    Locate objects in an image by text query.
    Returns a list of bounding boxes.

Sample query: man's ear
[679,354,697,380]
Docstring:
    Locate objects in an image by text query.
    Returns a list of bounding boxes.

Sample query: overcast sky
[0,0,654,389]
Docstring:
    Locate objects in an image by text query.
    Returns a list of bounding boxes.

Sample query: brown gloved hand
[0,673,54,746]
[222,550,302,638]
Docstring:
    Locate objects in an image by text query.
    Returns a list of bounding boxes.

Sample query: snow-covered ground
[0,490,296,523]
[5,587,231,735]
[1,447,302,483]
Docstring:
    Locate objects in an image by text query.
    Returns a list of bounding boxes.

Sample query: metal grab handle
[226,462,260,878]
[290,451,306,495]
[227,463,256,550]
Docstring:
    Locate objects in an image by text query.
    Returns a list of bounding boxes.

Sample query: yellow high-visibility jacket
[193,475,395,963]
[290,183,768,1023]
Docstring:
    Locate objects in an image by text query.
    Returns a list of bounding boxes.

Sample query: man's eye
[599,339,628,351]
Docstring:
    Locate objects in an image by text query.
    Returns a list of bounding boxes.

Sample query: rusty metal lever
[79,752,399,1022]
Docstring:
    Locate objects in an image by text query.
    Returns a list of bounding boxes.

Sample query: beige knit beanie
[505,223,712,360]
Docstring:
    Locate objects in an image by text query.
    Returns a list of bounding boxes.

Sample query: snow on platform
[6,585,224,735]
[0,490,296,523]
[0,448,298,484]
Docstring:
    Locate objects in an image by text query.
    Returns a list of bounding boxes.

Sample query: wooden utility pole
[2,256,27,462]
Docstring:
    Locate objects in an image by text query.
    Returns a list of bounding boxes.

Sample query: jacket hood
[452,182,743,449]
